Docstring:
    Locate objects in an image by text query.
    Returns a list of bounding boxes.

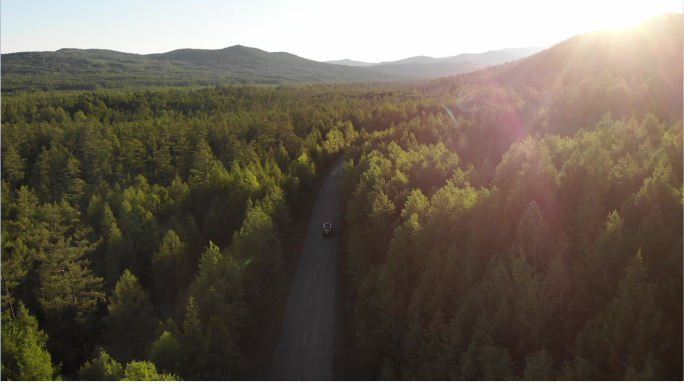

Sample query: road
[270,159,344,381]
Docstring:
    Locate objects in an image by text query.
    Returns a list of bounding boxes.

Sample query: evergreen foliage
[337,14,682,380]
[1,13,681,380]
[1,303,56,381]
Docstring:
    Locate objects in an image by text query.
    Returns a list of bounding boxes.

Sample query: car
[322,223,333,236]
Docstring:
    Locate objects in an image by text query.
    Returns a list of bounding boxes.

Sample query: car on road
[322,223,333,236]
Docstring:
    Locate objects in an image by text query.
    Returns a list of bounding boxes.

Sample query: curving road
[270,160,344,381]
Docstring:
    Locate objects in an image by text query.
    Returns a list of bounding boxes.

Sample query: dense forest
[1,45,484,93]
[0,83,374,379]
[339,14,683,380]
[1,13,682,381]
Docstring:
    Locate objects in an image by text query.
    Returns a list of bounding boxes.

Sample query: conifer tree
[78,349,124,381]
[179,297,209,380]
[576,250,664,378]
[523,349,554,380]
[515,200,551,272]
[1,303,55,381]
[152,229,189,308]
[148,331,182,375]
[122,361,179,381]
[104,270,157,363]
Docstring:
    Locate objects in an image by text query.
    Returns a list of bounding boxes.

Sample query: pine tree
[152,229,189,309]
[522,349,554,380]
[515,200,551,272]
[576,250,664,378]
[511,255,551,357]
[574,210,632,323]
[544,256,573,360]
[148,331,181,375]
[188,140,223,190]
[187,243,246,346]
[36,203,103,362]
[104,270,157,363]
[365,189,397,260]
[78,348,124,380]
[2,144,26,189]
[204,316,247,380]
[1,303,55,380]
[179,297,209,380]
[122,360,179,381]
[557,356,597,380]
[151,138,175,185]
[230,205,283,302]
[477,345,513,380]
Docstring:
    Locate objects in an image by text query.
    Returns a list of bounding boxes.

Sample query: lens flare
[456,85,483,112]
[442,104,457,124]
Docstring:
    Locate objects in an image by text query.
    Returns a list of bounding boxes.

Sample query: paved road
[270,160,344,381]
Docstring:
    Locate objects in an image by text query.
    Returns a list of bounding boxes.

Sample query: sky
[2,0,682,63]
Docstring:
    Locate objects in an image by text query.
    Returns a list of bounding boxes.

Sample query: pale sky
[1,0,682,63]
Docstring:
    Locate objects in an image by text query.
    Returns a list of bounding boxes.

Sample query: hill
[327,47,546,67]
[0,46,392,91]
[324,59,376,67]
[1,45,485,92]
[495,15,682,89]
[427,14,683,121]
[368,60,487,79]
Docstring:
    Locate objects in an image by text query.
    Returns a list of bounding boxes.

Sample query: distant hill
[496,47,548,57]
[1,45,490,92]
[0,46,397,92]
[377,55,442,65]
[495,16,682,89]
[327,47,546,67]
[486,13,682,108]
[430,14,683,120]
[437,48,544,65]
[367,60,487,79]
[324,59,376,67]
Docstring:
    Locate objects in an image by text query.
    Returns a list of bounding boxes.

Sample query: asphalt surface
[270,160,345,381]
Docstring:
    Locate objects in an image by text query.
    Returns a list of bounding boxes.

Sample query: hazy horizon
[2,0,681,62]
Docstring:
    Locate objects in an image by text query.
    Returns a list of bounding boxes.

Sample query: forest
[1,13,682,381]
[0,45,482,93]
[0,82,376,379]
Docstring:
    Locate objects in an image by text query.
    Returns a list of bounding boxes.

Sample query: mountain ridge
[325,46,547,66]
[1,44,493,91]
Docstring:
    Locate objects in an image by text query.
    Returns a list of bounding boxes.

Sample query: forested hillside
[0,83,379,379]
[1,45,484,93]
[1,13,681,381]
[339,14,683,380]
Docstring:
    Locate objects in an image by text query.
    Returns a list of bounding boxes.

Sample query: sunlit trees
[78,349,124,381]
[339,78,682,380]
[1,303,56,381]
[122,360,179,381]
[1,26,682,378]
[0,83,365,378]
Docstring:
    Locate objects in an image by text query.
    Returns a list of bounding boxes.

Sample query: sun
[601,12,656,30]
[594,3,681,31]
